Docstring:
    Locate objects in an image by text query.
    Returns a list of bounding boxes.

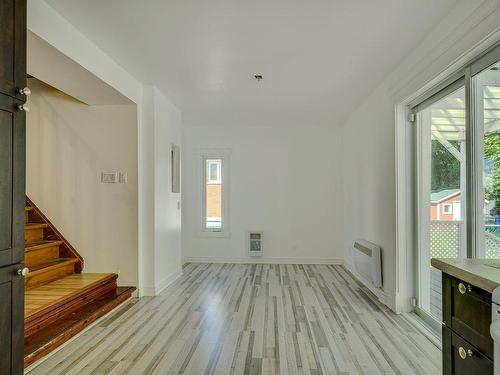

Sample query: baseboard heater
[353,239,383,292]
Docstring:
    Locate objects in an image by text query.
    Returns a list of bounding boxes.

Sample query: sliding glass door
[415,84,466,323]
[411,44,500,327]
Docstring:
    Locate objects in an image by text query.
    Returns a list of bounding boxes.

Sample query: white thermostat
[248,231,263,257]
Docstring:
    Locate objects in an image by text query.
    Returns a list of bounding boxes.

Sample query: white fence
[428,221,500,320]
[430,221,500,258]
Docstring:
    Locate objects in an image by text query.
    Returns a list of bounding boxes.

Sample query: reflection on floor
[27,263,440,375]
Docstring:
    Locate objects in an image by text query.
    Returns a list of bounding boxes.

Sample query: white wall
[182,125,344,263]
[153,88,182,293]
[342,0,500,311]
[26,79,138,286]
[135,85,183,296]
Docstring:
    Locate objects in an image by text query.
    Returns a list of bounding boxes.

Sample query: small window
[443,204,452,214]
[200,150,230,236]
[202,155,227,233]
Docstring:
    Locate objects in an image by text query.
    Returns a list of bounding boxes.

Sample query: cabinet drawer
[443,326,493,375]
[443,273,493,359]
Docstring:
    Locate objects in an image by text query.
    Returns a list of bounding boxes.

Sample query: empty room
[2,1,500,374]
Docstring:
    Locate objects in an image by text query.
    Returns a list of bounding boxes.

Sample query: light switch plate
[119,172,128,184]
[101,172,118,183]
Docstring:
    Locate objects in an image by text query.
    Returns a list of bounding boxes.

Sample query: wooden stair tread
[24,286,135,367]
[25,273,118,319]
[26,258,77,275]
[25,240,63,252]
[25,206,33,211]
[25,223,48,230]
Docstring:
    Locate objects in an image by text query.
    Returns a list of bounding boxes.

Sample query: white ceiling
[45,0,457,126]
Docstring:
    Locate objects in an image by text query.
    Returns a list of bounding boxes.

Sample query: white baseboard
[346,263,397,312]
[184,256,344,265]
[140,286,156,297]
[155,268,183,295]
[140,268,183,296]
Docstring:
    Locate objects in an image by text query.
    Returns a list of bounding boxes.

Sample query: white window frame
[206,160,222,184]
[442,204,453,214]
[198,149,230,237]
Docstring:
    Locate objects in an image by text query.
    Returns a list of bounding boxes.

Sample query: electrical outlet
[101,172,118,183]
[119,172,128,184]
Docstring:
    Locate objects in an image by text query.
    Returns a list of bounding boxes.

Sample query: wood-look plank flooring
[25,273,116,317]
[26,264,440,375]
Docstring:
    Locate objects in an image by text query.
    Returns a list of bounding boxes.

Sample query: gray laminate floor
[26,263,440,375]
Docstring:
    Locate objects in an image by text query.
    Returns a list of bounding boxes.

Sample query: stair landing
[24,273,135,367]
[25,273,118,318]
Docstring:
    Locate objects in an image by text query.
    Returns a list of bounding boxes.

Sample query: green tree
[484,133,500,214]
[431,140,460,192]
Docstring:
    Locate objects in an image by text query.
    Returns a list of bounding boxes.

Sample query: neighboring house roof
[431,189,460,204]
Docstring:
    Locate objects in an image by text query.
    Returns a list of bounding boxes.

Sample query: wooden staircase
[23,198,135,367]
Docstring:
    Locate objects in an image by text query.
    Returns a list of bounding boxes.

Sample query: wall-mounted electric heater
[353,239,383,291]
[248,231,263,257]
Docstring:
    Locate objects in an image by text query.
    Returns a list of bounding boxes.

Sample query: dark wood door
[0,0,26,100]
[0,0,26,373]
[0,94,25,375]
[0,264,24,375]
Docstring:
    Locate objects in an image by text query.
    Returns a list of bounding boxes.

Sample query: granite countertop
[431,258,500,293]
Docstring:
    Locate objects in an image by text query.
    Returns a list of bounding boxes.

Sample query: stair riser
[25,228,44,243]
[26,263,76,290]
[25,246,60,268]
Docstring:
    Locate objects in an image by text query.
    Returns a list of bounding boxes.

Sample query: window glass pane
[205,159,222,230]
[207,160,221,184]
[476,62,500,258]
[417,86,466,323]
[210,163,218,181]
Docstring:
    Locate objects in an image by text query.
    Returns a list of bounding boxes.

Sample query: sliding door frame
[411,78,467,331]
[396,41,500,321]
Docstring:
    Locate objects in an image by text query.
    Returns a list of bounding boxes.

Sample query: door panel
[0,264,24,375]
[0,109,13,253]
[416,85,466,324]
[0,0,26,100]
[0,94,25,268]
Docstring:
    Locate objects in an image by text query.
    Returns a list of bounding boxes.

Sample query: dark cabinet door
[0,264,24,375]
[0,0,26,100]
[0,94,25,268]
[442,274,493,359]
[443,326,493,375]
[0,0,26,373]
